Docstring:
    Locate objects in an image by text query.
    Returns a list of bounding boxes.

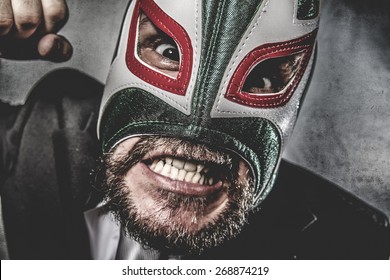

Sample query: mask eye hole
[137,12,180,78]
[242,52,304,95]
[225,30,317,108]
[126,0,193,96]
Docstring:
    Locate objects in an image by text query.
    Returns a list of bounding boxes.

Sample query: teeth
[192,172,201,184]
[161,163,171,176]
[165,157,173,165]
[178,169,186,181]
[185,171,195,182]
[196,164,205,172]
[172,158,185,169]
[184,161,197,172]
[154,160,164,173]
[151,159,158,170]
[170,166,179,180]
[199,175,205,185]
[149,157,216,185]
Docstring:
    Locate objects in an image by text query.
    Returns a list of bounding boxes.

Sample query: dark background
[1,0,389,218]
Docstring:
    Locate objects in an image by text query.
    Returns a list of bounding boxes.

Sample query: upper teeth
[149,157,215,185]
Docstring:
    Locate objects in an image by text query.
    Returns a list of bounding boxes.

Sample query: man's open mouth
[108,136,239,197]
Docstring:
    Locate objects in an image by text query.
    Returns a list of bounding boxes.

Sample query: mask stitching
[217,29,316,109]
[226,45,311,106]
[185,0,200,108]
[221,32,314,109]
[215,45,315,114]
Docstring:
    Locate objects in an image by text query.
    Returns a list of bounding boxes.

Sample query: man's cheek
[111,137,141,161]
[124,164,168,216]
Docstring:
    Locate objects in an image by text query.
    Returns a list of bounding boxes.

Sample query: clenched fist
[0,0,72,61]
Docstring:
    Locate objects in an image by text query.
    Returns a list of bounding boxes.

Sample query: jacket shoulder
[1,69,103,259]
[276,160,390,259]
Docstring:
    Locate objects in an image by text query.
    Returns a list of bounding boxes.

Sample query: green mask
[98,0,320,208]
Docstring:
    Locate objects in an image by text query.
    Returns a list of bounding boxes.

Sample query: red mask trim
[225,30,317,108]
[126,0,193,95]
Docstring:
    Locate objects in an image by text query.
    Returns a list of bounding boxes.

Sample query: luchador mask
[97,0,320,208]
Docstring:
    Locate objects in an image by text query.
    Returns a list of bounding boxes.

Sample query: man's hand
[0,0,72,61]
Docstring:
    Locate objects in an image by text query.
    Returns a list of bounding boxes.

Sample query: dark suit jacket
[0,69,389,259]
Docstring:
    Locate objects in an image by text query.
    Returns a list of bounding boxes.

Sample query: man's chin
[98,136,254,255]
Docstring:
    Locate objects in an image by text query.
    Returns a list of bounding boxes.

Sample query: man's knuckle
[0,17,14,34]
[16,14,41,28]
[45,4,68,23]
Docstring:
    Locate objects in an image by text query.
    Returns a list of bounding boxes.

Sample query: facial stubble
[96,136,254,255]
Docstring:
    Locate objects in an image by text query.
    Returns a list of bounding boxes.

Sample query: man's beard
[95,136,254,256]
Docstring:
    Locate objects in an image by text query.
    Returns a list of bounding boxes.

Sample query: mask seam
[193,0,226,125]
[214,0,270,113]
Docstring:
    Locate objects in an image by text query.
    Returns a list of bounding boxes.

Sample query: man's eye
[137,12,181,77]
[127,4,193,95]
[242,52,304,94]
[155,43,180,62]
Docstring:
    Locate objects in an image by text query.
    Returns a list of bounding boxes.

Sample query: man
[0,0,389,259]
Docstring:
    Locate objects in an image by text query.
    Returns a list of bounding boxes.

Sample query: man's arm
[0,0,72,61]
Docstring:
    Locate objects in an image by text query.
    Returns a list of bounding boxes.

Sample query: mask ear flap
[126,0,193,96]
[225,30,317,108]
